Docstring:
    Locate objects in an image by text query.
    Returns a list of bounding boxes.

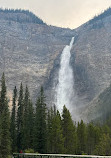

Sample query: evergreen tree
[47,107,54,153]
[0,73,11,158]
[26,100,34,149]
[23,86,34,149]
[51,110,65,153]
[62,105,77,154]
[23,85,29,149]
[17,83,24,151]
[47,107,64,153]
[1,103,11,158]
[87,123,96,154]
[10,86,17,152]
[94,133,111,155]
[0,73,6,114]
[34,87,47,153]
[77,120,87,154]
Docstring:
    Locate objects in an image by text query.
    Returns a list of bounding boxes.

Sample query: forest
[88,7,111,24]
[0,73,111,158]
[0,8,45,24]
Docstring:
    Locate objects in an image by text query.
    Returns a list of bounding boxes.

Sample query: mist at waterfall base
[54,37,80,121]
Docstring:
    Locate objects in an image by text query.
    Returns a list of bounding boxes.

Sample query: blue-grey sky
[0,0,111,28]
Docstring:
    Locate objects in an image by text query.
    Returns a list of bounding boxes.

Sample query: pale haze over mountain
[0,0,111,28]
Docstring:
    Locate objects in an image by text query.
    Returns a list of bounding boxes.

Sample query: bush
[24,148,34,153]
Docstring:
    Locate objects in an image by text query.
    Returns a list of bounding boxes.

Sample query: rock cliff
[0,9,75,103]
[72,8,111,121]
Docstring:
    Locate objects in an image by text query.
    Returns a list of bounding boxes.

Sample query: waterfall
[55,37,75,112]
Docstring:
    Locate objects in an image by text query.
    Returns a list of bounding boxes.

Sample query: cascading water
[55,37,75,112]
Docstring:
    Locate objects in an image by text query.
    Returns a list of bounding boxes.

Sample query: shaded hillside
[81,83,111,123]
[71,7,111,110]
[64,7,111,122]
[46,7,111,122]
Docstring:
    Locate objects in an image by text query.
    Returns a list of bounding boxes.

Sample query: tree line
[87,7,111,29]
[0,73,111,158]
[89,7,111,24]
[0,8,45,24]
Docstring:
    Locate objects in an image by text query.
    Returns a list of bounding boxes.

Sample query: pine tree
[26,100,34,149]
[23,86,34,149]
[17,82,24,151]
[47,107,54,153]
[34,87,47,153]
[94,133,111,155]
[1,103,11,158]
[0,73,11,158]
[10,86,17,152]
[51,110,65,153]
[23,85,29,149]
[47,107,65,153]
[0,73,6,114]
[77,120,87,154]
[62,105,77,154]
[86,123,96,154]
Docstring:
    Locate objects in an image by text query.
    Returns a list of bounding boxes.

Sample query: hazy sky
[0,0,111,28]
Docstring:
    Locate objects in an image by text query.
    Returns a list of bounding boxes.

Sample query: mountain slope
[1,8,111,122]
[81,83,111,123]
[71,7,111,121]
[0,9,75,102]
[0,8,45,24]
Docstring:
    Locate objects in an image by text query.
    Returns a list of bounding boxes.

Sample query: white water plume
[55,37,76,112]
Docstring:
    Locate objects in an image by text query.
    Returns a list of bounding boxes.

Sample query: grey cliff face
[0,10,75,103]
[72,14,111,121]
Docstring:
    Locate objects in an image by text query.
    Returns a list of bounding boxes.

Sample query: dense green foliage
[0,73,11,158]
[62,105,77,154]
[1,74,111,156]
[47,107,65,153]
[17,83,24,151]
[0,8,45,24]
[34,87,47,153]
[10,86,17,152]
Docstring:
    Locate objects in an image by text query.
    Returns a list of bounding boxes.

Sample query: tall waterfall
[55,37,75,112]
